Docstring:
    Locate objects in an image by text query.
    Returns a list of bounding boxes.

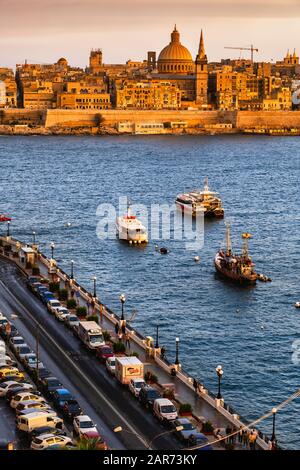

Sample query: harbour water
[0,135,300,448]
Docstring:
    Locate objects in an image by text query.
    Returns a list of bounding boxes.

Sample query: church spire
[198,29,206,60]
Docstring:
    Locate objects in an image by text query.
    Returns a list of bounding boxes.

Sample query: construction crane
[224,45,259,63]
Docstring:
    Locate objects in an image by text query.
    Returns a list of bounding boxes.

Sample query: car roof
[55,388,71,395]
[177,417,193,424]
[35,433,63,440]
[76,414,91,422]
[154,398,174,405]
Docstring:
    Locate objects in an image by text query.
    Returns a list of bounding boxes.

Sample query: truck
[77,321,105,350]
[115,357,144,385]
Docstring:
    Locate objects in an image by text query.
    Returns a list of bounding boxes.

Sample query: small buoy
[194,256,200,262]
[236,309,240,313]
[155,244,159,251]
[65,222,72,227]
[160,247,168,254]
[261,325,264,330]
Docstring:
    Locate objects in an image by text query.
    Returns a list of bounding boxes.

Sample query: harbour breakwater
[1,109,300,135]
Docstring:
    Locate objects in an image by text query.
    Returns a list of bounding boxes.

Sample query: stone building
[114,79,181,109]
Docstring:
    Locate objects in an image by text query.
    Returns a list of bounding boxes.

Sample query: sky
[0,0,300,68]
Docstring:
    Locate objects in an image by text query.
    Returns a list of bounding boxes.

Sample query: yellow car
[0,367,19,377]
[0,369,25,380]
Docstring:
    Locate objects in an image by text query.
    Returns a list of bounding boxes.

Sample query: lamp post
[70,260,74,280]
[175,337,180,365]
[271,407,277,442]
[113,425,183,449]
[50,242,55,260]
[32,231,36,245]
[120,293,126,321]
[91,276,97,298]
[216,365,223,399]
[7,221,10,237]
[155,325,159,349]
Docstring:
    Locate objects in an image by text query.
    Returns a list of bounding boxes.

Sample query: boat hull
[175,202,224,219]
[214,260,257,285]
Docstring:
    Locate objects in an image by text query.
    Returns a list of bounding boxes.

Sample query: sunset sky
[1,0,300,68]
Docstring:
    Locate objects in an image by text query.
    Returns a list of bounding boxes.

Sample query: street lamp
[271,407,277,442]
[175,337,180,365]
[7,221,10,237]
[120,293,126,320]
[155,325,159,349]
[113,425,183,449]
[32,231,36,245]
[91,276,97,298]
[50,242,55,260]
[216,365,224,399]
[70,260,74,279]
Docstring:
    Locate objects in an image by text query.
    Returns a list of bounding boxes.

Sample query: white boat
[295,302,300,309]
[116,207,148,244]
[175,178,224,218]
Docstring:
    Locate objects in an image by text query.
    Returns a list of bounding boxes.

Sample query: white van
[153,398,178,422]
[16,411,64,433]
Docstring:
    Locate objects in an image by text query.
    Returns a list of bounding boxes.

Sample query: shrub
[76,306,87,317]
[179,403,192,414]
[58,288,68,301]
[49,282,60,292]
[87,315,98,323]
[144,371,158,384]
[103,330,111,342]
[130,351,139,358]
[201,420,214,433]
[32,265,40,275]
[113,341,126,354]
[163,388,175,400]
[67,298,77,309]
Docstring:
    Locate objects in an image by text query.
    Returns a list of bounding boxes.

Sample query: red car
[96,345,114,363]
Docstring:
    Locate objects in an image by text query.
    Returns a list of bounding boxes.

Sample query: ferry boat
[116,206,148,244]
[175,178,224,218]
[214,223,258,285]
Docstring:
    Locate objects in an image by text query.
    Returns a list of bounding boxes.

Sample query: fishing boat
[116,205,148,244]
[175,178,224,218]
[214,223,258,285]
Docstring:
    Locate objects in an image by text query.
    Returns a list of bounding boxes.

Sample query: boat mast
[225,221,232,254]
[242,233,252,259]
[204,177,209,192]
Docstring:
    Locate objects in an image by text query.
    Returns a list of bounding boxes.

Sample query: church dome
[157,26,194,74]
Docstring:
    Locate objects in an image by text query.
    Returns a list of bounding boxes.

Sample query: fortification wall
[236,111,300,129]
[44,109,237,128]
[0,109,46,125]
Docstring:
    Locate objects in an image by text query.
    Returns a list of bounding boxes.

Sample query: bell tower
[195,30,208,106]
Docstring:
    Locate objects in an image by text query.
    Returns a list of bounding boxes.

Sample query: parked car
[153,398,178,422]
[30,434,73,450]
[6,385,36,402]
[41,292,56,305]
[73,415,98,437]
[16,411,63,434]
[65,315,79,330]
[105,356,116,375]
[1,324,18,339]
[0,366,19,378]
[138,386,161,409]
[77,431,108,450]
[23,353,44,370]
[0,381,32,397]
[15,344,32,362]
[62,399,82,420]
[52,389,74,410]
[129,378,146,398]
[15,400,52,416]
[0,369,25,382]
[47,300,61,314]
[36,286,49,298]
[9,336,26,351]
[10,392,45,409]
[54,307,69,322]
[97,345,114,363]
[186,433,213,451]
[39,377,63,398]
[172,418,197,441]
[30,426,66,439]
[33,367,51,383]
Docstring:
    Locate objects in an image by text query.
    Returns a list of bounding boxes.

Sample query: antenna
[242,233,252,259]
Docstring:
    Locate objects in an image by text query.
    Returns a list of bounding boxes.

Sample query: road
[0,256,180,450]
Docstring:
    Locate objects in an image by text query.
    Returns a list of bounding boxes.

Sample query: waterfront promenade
[0,234,271,450]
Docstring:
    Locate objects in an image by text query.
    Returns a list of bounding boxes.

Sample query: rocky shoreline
[0,124,238,136]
